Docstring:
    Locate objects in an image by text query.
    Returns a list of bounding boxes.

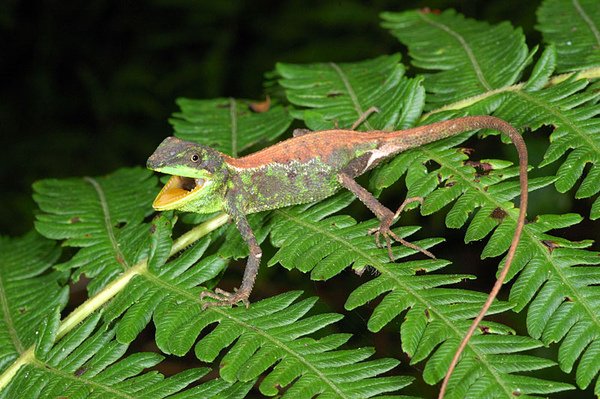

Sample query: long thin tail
[413,117,528,399]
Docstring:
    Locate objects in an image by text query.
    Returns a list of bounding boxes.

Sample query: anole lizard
[147,115,528,398]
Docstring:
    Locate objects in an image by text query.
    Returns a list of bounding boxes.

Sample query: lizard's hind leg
[367,196,435,260]
[338,173,435,261]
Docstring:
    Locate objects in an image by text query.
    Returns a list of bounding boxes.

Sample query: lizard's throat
[153,175,207,210]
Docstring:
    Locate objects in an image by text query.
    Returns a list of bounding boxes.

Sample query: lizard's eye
[190,154,200,162]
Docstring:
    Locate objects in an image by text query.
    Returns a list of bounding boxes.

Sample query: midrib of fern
[329,62,375,130]
[417,12,493,91]
[27,358,138,399]
[572,0,600,45]
[140,270,347,398]
[421,65,600,119]
[528,235,600,328]
[512,89,600,161]
[84,177,130,270]
[272,208,515,397]
[0,215,229,391]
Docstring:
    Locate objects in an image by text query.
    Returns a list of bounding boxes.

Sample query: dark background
[0,0,543,236]
[1,1,596,397]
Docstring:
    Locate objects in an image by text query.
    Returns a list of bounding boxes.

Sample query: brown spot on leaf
[424,308,430,319]
[466,160,493,176]
[74,367,86,376]
[564,296,573,302]
[490,208,507,220]
[70,217,81,224]
[326,91,343,97]
[249,95,271,113]
[116,254,126,266]
[460,147,475,155]
[542,240,560,253]
[150,224,157,234]
[512,389,522,396]
[479,325,490,334]
[18,307,27,314]
[415,268,426,275]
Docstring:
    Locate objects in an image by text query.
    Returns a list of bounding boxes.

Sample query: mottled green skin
[230,145,376,213]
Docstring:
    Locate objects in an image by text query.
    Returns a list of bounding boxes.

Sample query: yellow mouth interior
[153,175,206,209]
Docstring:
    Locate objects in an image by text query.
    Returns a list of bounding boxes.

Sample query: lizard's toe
[200,288,251,309]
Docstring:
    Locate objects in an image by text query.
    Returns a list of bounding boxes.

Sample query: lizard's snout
[147,136,188,170]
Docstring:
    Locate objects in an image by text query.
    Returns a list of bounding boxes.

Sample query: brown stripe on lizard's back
[224,129,394,169]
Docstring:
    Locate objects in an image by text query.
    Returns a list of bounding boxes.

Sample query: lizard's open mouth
[153,175,206,210]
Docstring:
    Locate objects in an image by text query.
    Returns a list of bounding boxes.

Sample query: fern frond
[268,192,442,278]
[266,195,571,398]
[33,168,158,295]
[0,233,68,373]
[493,78,600,219]
[536,0,600,72]
[1,309,252,399]
[381,9,530,109]
[104,234,411,398]
[169,97,293,156]
[501,212,600,395]
[276,54,425,130]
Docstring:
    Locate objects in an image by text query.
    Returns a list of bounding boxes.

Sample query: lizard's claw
[369,196,436,261]
[200,287,250,309]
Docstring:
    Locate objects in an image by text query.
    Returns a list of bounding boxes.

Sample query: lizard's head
[147,136,227,212]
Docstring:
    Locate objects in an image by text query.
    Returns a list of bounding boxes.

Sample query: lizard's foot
[368,196,436,261]
[200,287,250,309]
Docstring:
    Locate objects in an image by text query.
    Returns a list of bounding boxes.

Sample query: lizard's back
[224,129,403,213]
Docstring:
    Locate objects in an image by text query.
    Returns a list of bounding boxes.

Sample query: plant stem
[421,66,600,120]
[0,213,229,391]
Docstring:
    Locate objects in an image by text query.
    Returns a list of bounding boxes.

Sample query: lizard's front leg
[338,172,435,260]
[200,192,261,309]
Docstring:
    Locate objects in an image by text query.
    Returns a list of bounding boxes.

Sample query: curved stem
[0,213,229,391]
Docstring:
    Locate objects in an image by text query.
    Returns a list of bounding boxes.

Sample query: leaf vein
[418,13,493,91]
[84,177,129,271]
[329,62,374,130]
[572,0,600,47]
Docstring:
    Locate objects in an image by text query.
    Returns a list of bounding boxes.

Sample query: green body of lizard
[147,115,528,398]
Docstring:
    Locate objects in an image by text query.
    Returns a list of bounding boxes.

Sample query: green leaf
[0,233,68,373]
[1,314,249,399]
[493,78,600,214]
[268,192,441,279]
[523,45,557,90]
[170,98,293,157]
[277,54,425,130]
[147,285,412,398]
[381,9,530,108]
[33,168,158,295]
[536,0,600,72]
[34,308,60,362]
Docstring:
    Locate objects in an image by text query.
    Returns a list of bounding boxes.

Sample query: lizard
[147,115,528,398]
